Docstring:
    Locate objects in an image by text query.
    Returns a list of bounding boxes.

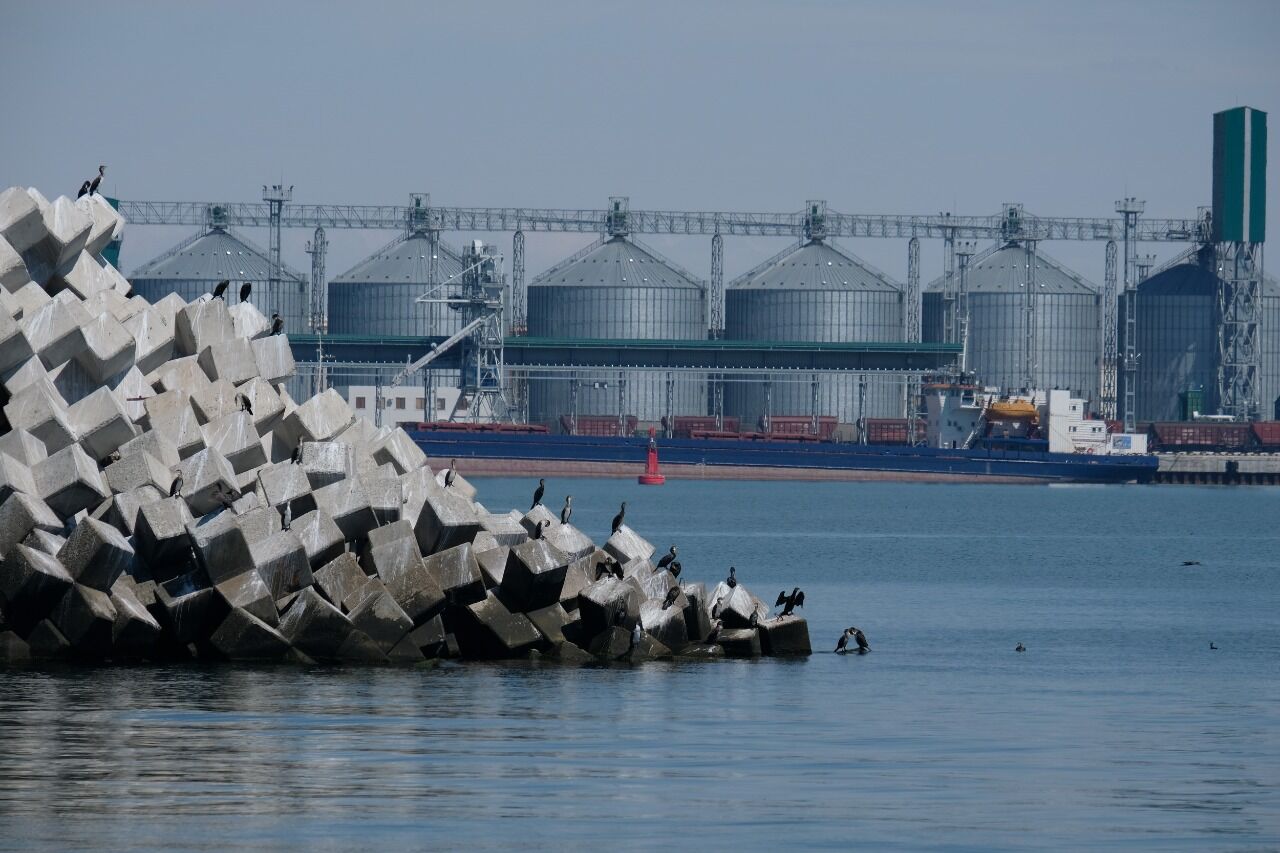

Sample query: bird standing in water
[444,459,457,488]
[852,627,870,653]
[1015,642,1026,653]
[835,628,853,654]
[239,282,252,303]
[611,501,626,534]
[725,566,737,589]
[530,478,545,509]
[656,545,677,571]
[560,495,573,525]
[212,280,229,300]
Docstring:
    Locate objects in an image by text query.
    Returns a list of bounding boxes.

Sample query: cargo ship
[407,382,1159,484]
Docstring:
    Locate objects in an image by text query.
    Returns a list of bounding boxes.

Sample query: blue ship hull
[407,430,1158,484]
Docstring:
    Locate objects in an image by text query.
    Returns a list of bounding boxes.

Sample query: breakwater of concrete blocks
[0,185,810,664]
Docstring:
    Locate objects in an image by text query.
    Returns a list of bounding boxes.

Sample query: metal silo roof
[532,236,702,289]
[331,232,463,284]
[131,227,304,283]
[925,242,1097,295]
[1138,258,1280,297]
[731,239,901,291]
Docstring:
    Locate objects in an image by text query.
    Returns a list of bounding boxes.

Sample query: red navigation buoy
[638,427,666,485]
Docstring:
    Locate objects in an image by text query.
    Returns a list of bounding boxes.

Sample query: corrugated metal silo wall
[1260,290,1280,419]
[526,284,707,424]
[921,292,945,344]
[724,289,904,425]
[131,277,310,332]
[1127,289,1217,422]
[327,282,466,338]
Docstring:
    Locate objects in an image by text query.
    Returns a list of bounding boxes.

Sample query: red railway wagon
[1251,422,1280,449]
[671,415,740,437]
[864,418,927,446]
[1149,422,1255,451]
[766,415,838,439]
[557,415,638,436]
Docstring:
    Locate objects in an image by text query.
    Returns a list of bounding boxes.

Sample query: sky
[2,0,1277,289]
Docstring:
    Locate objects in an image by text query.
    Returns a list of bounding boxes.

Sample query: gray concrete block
[0,235,28,293]
[0,310,34,373]
[604,524,656,565]
[154,571,225,643]
[312,477,377,542]
[520,504,559,535]
[53,250,110,301]
[201,411,267,474]
[235,504,281,544]
[254,461,315,517]
[186,504,254,584]
[0,279,21,318]
[105,450,169,495]
[364,528,444,625]
[545,522,595,560]
[214,570,278,628]
[587,625,632,660]
[141,391,206,459]
[709,583,766,629]
[235,376,284,436]
[32,443,109,517]
[501,538,571,611]
[559,553,598,606]
[313,552,371,612]
[250,530,313,600]
[250,333,295,384]
[478,512,529,547]
[639,599,687,652]
[405,614,448,658]
[227,301,270,340]
[3,376,76,453]
[175,298,234,356]
[83,288,132,325]
[150,355,213,397]
[435,466,478,500]
[371,427,427,475]
[398,465,436,529]
[173,447,238,516]
[0,543,73,634]
[75,313,135,382]
[360,472,402,526]
[279,388,355,447]
[190,378,240,424]
[472,531,500,552]
[22,297,90,368]
[134,496,195,574]
[110,578,162,656]
[758,617,811,656]
[21,527,66,557]
[278,586,355,660]
[197,336,258,386]
[208,606,290,660]
[414,486,482,555]
[74,193,122,256]
[67,386,137,460]
[633,566,677,604]
[51,582,116,655]
[717,627,762,658]
[91,484,162,537]
[37,196,92,273]
[455,591,543,659]
[0,187,45,254]
[346,579,414,654]
[0,452,37,502]
[0,492,63,555]
[57,517,134,592]
[680,582,713,644]
[116,429,181,471]
[525,602,572,645]
[300,440,353,489]
[474,545,509,588]
[112,365,150,422]
[0,429,47,467]
[331,628,385,662]
[122,308,176,375]
[577,576,644,638]
[0,630,30,662]
[623,633,672,663]
[292,509,344,569]
[24,618,72,658]
[360,518,420,571]
[423,542,485,606]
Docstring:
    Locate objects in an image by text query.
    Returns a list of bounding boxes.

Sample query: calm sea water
[2,480,1278,851]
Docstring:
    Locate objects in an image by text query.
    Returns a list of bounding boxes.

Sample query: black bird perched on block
[169,473,183,498]
[748,610,759,628]
[214,485,236,512]
[239,282,252,303]
[610,558,624,580]
[531,478,545,509]
[725,566,737,589]
[707,619,723,645]
[560,495,573,524]
[271,312,284,335]
[656,545,677,571]
[662,587,681,611]
[89,164,104,195]
[212,280,229,300]
[236,393,253,416]
[1015,642,1026,653]
[444,459,457,488]
[280,501,291,531]
[775,587,805,617]
[77,180,91,199]
[291,443,304,465]
[611,501,626,534]
[669,560,682,580]
[595,560,613,581]
[530,520,546,540]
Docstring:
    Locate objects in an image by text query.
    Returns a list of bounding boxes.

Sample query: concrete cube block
[9,282,51,321]
[21,527,66,557]
[346,579,414,654]
[201,411,267,474]
[279,388,355,447]
[111,365,150,422]
[227,301,270,340]
[759,617,811,656]
[150,292,189,324]
[134,496,195,574]
[545,522,595,560]
[312,477,377,541]
[526,602,572,645]
[254,461,315,517]
[0,187,45,254]
[53,250,110,301]
[197,336,258,386]
[24,619,72,658]
[423,542,485,607]
[639,599,687,652]
[479,512,529,547]
[577,576,644,638]
[587,625,632,660]
[105,449,169,495]
[74,312,135,382]
[67,386,137,460]
[360,518,421,570]
[293,509,344,569]
[300,440,353,489]
[520,504,559,536]
[414,487,482,555]
[452,591,543,659]
[34,196,92,274]
[604,524,656,565]
[559,553,598,606]
[173,447,238,515]
[250,530,313,600]
[360,473,402,526]
[434,465,477,500]
[213,570,278,628]
[185,503,255,584]
[154,571,225,643]
[398,465,437,529]
[0,310,34,373]
[717,627,763,658]
[0,543,73,634]
[0,429,47,467]
[501,538,571,611]
[279,586,355,660]
[364,527,444,625]
[22,292,90,368]
[57,517,134,591]
[680,582,713,643]
[91,484,162,537]
[32,443,109,517]
[51,582,116,655]
[250,334,295,384]
[175,297,234,356]
[0,491,63,555]
[474,545,509,589]
[371,427,427,475]
[150,355,213,397]
[709,583,766,629]
[235,503,281,544]
[0,452,37,502]
[110,578,162,656]
[116,429,180,470]
[122,308,175,375]
[74,193,122,256]
[208,606,290,660]
[0,630,31,662]
[313,552,371,612]
[235,376,284,435]
[0,235,29,293]
[141,392,206,460]
[190,378,240,424]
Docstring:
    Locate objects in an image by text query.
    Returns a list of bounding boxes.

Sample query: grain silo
[130,226,308,330]
[923,242,1100,406]
[526,236,707,429]
[327,232,465,337]
[725,239,904,431]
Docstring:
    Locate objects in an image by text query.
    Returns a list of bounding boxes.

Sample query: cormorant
[212,280,229,300]
[169,473,183,498]
[706,619,723,644]
[656,545,677,571]
[669,560,682,579]
[444,459,457,488]
[271,313,285,335]
[775,587,805,617]
[595,560,613,581]
[748,610,759,628]
[77,180,91,199]
[725,566,737,588]
[611,501,626,534]
[662,587,681,610]
[560,495,573,525]
[239,282,252,303]
[531,520,546,540]
[291,443,304,464]
[215,486,236,512]
[611,558,624,579]
[1015,642,1026,653]
[280,501,291,531]
[836,628,853,654]
[89,165,104,195]
[631,620,643,648]
[531,478,545,509]
[1209,641,1217,650]
[236,393,253,415]
[853,627,870,653]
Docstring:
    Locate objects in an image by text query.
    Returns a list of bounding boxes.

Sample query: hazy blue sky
[3,0,1276,287]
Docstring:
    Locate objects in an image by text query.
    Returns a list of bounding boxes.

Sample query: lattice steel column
[903,237,922,419]
[942,228,957,343]
[1100,240,1117,419]
[857,374,868,445]
[1216,242,1263,420]
[512,229,526,333]
[263,183,292,317]
[710,232,724,338]
[1022,240,1038,393]
[1117,198,1144,431]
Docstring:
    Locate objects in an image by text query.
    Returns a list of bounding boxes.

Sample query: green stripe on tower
[1249,108,1267,244]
